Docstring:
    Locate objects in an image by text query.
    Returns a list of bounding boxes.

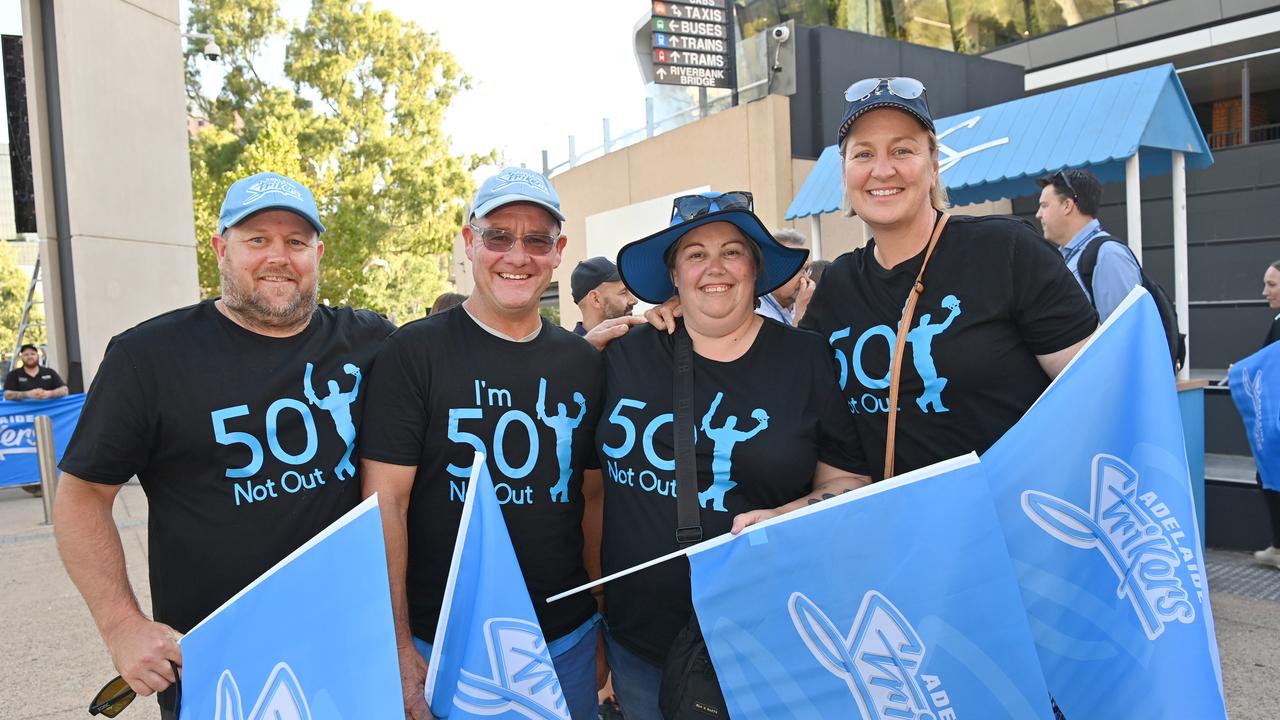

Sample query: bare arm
[49,385,69,398]
[3,389,23,400]
[1036,333,1093,380]
[730,462,872,534]
[361,458,430,720]
[54,473,181,696]
[584,316,645,351]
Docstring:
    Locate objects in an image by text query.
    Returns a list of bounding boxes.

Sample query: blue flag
[983,289,1226,718]
[179,494,403,719]
[1228,337,1280,491]
[687,455,1054,719]
[426,454,569,719]
[0,393,84,487]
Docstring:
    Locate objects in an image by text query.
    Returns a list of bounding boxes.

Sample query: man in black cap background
[571,257,636,336]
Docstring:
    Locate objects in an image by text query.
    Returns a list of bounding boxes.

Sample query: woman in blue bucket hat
[593,191,873,720]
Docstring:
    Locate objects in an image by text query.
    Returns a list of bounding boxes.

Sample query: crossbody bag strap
[673,321,702,545]
[883,213,949,479]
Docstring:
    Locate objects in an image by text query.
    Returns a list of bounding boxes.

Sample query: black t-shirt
[597,319,869,664]
[359,307,602,642]
[801,214,1097,481]
[1265,313,1280,348]
[59,300,394,633]
[4,365,64,391]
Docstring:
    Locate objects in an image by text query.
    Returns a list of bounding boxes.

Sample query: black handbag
[656,322,731,720]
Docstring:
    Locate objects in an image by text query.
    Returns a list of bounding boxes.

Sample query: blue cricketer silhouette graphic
[303,362,361,480]
[906,294,961,413]
[535,378,585,503]
[699,392,769,512]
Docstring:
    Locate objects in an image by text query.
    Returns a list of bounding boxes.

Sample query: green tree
[0,242,44,356]
[186,0,490,321]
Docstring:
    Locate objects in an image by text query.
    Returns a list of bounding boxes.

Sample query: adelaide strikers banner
[179,495,402,719]
[1228,337,1280,491]
[983,288,1226,719]
[0,393,83,487]
[686,454,1054,719]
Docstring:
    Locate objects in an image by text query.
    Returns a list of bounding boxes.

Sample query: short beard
[220,271,318,332]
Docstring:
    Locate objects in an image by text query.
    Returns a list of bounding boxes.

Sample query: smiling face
[212,209,324,334]
[670,222,758,329]
[842,108,939,234]
[19,347,37,369]
[1264,266,1280,309]
[464,203,566,325]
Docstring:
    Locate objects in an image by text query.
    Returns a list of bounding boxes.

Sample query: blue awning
[785,64,1212,219]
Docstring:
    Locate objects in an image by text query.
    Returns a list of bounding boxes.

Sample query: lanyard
[1062,226,1106,263]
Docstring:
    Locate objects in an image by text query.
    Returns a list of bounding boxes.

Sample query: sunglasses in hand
[89,661,181,717]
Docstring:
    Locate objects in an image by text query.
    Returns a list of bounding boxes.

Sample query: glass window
[949,0,1030,53]
[1030,0,1118,35]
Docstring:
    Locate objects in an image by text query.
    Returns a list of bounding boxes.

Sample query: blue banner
[687,455,1053,719]
[0,393,84,487]
[426,455,569,719]
[179,495,402,719]
[983,290,1226,719]
[1228,338,1280,491]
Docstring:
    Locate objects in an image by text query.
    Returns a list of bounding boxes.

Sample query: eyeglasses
[670,191,754,223]
[468,223,559,256]
[1054,169,1079,202]
[844,77,926,103]
[89,663,181,717]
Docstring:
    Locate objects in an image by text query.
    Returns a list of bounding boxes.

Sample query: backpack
[1078,234,1185,370]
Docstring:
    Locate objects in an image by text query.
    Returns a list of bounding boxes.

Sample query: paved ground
[1,482,1277,719]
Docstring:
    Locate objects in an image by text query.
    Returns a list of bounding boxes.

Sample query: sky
[0,1,654,173]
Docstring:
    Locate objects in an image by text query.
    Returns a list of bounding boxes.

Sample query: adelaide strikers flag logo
[1021,453,1198,640]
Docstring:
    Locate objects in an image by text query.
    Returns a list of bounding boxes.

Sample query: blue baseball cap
[218,172,325,235]
[617,193,809,305]
[836,77,934,148]
[470,167,566,224]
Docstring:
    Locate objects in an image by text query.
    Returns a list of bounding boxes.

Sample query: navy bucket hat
[836,77,934,148]
[617,192,809,305]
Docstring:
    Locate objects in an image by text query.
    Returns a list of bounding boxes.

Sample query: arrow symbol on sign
[670,51,680,62]
[656,67,667,79]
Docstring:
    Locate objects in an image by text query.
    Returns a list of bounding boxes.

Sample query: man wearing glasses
[54,172,395,718]
[361,167,604,720]
[1036,168,1142,321]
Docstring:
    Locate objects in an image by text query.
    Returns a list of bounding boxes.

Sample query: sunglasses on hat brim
[670,191,754,223]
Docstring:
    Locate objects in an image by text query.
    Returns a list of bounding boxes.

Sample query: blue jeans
[414,614,600,720]
[604,625,664,720]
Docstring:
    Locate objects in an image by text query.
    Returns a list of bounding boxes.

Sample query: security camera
[202,40,221,62]
[770,25,791,43]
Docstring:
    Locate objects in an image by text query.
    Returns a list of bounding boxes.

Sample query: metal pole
[809,215,823,261]
[568,135,577,168]
[36,415,57,525]
[602,118,612,154]
[1242,60,1251,145]
[645,97,655,138]
[1125,154,1142,265]
[541,150,550,176]
[1172,151,1190,380]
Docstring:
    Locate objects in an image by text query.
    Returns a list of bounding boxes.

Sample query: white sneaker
[1254,546,1280,568]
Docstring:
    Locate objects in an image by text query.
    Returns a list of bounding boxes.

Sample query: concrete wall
[22,0,199,387]
[549,95,796,328]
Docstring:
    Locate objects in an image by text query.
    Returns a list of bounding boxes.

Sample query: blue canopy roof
[785,64,1212,219]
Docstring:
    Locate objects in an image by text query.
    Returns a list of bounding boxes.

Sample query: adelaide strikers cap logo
[218,171,326,235]
[470,167,566,223]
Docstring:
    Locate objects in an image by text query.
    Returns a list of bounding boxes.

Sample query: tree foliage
[186,0,490,321]
[0,242,44,357]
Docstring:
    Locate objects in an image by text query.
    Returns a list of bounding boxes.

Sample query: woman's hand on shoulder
[643,297,683,334]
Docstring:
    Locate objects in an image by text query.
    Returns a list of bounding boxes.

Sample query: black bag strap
[673,321,702,546]
[1076,233,1116,307]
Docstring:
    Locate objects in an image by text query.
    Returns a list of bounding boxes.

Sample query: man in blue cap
[53,172,394,719]
[361,167,606,719]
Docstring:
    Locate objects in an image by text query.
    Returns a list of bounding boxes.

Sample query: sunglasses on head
[844,77,926,103]
[1054,169,1079,202]
[670,191,754,223]
[468,223,559,256]
[90,662,181,717]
